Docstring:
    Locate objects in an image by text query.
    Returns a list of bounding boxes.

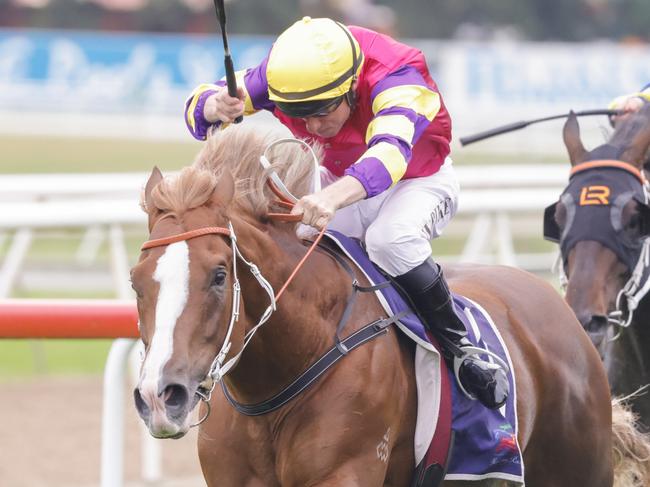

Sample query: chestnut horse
[545,106,650,433]
[131,127,635,486]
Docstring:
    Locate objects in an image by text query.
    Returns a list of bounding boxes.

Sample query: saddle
[321,231,524,487]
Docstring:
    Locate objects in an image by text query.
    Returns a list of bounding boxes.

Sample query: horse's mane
[146,126,321,219]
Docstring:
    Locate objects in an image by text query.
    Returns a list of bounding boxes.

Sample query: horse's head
[545,106,650,352]
[130,165,246,438]
[130,128,318,439]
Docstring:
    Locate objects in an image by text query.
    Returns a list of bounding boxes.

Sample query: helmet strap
[335,21,359,113]
[346,78,357,112]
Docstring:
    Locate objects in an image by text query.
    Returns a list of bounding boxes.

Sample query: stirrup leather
[452,346,510,401]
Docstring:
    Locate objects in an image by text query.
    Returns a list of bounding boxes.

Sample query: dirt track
[0,376,204,487]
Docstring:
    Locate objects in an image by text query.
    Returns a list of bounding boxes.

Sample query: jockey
[184,17,509,409]
[609,83,650,126]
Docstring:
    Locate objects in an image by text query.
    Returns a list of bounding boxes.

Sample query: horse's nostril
[587,315,608,331]
[162,384,189,413]
[133,388,150,419]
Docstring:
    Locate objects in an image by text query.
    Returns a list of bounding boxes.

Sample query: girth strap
[220,237,404,416]
[221,312,406,416]
[314,240,391,353]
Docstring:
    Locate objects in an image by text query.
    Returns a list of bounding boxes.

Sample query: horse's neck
[225,219,352,402]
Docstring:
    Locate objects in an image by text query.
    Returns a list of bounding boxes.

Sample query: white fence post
[0,228,33,297]
[101,338,136,487]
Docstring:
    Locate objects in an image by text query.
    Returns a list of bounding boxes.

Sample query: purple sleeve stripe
[368,134,412,162]
[185,88,220,141]
[243,55,275,112]
[344,157,393,198]
[374,106,432,145]
[370,65,429,104]
[376,106,418,124]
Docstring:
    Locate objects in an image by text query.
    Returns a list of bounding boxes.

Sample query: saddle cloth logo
[580,185,610,205]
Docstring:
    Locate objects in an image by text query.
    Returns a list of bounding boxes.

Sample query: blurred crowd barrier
[0,165,563,300]
[1,28,649,150]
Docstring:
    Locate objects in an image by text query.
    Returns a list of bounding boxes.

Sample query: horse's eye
[629,215,639,228]
[625,214,640,233]
[211,268,227,288]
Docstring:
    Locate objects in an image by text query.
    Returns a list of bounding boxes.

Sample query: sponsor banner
[0,28,273,114]
[1,29,648,149]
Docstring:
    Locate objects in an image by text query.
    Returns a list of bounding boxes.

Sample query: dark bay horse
[545,106,650,432]
[131,126,638,486]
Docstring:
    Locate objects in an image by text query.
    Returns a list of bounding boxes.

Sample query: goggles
[275,95,345,119]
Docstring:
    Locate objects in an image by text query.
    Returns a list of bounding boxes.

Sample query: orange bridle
[140,179,327,302]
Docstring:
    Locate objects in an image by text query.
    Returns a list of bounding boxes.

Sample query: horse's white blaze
[140,241,190,397]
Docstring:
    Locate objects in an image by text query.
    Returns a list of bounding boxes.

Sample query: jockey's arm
[184,59,272,140]
[609,83,650,125]
[294,65,443,230]
[203,85,246,124]
[344,65,441,198]
[292,176,367,230]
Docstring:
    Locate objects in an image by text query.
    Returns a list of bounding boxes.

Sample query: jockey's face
[303,96,352,139]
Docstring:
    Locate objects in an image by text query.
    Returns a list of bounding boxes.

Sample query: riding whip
[459,109,622,146]
[213,0,242,124]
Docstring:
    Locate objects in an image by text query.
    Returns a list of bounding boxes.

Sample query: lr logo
[579,185,610,206]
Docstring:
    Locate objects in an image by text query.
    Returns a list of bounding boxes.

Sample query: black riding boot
[394,258,509,409]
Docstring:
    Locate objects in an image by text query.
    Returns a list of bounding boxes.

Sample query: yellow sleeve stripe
[366,114,415,146]
[609,90,650,109]
[185,83,221,132]
[372,85,441,121]
[640,88,650,102]
[362,141,407,185]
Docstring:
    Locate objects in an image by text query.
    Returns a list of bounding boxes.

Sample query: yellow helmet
[267,17,363,117]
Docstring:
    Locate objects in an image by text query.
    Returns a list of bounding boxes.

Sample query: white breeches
[316,157,459,277]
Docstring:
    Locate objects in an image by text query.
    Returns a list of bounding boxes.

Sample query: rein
[221,242,401,416]
[140,141,395,420]
[140,173,333,423]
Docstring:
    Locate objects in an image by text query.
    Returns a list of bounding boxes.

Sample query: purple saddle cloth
[324,230,524,484]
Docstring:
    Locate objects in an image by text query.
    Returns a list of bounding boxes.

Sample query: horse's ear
[211,170,235,207]
[144,166,163,214]
[563,111,587,166]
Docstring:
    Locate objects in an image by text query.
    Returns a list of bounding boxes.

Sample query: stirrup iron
[452,346,510,401]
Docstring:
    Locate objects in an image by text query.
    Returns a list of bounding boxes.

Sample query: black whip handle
[224,55,242,124]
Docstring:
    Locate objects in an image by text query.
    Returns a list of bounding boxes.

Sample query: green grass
[0,134,202,173]
[0,134,566,174]
[0,230,148,263]
[0,339,113,379]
